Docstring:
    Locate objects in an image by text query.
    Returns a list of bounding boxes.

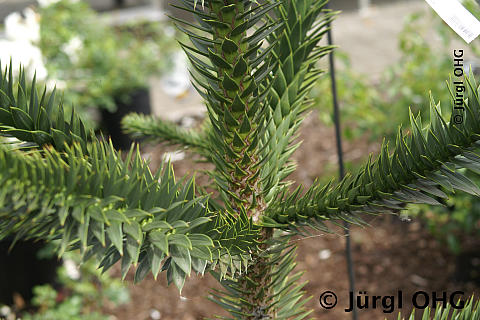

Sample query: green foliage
[171,0,284,219]
[18,251,129,320]
[266,75,480,233]
[0,62,257,293]
[390,9,480,256]
[122,113,211,159]
[38,0,178,113]
[415,176,480,254]
[380,11,453,130]
[56,251,130,307]
[3,0,480,318]
[312,52,384,140]
[313,10,480,256]
[0,61,88,151]
[462,0,480,35]
[313,11,453,141]
[209,234,312,319]
[26,288,108,320]
[395,295,479,320]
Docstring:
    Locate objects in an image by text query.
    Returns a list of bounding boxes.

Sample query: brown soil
[105,111,480,320]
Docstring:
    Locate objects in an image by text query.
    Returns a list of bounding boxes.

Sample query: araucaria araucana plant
[1,0,480,318]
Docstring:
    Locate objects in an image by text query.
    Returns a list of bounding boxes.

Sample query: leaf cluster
[0,62,257,292]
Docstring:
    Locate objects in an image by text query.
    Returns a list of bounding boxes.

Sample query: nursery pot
[454,249,480,285]
[0,239,60,305]
[100,88,151,150]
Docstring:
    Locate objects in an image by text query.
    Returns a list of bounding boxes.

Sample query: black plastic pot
[100,88,151,150]
[454,249,480,285]
[0,239,60,305]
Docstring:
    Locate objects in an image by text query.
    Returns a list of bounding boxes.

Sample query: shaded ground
[104,111,480,320]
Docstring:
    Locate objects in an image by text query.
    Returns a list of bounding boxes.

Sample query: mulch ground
[104,111,480,320]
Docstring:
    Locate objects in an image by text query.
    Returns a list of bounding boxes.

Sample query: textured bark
[238,228,275,319]
[208,0,265,219]
[206,1,275,316]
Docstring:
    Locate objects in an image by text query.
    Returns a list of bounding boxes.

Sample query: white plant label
[425,0,480,43]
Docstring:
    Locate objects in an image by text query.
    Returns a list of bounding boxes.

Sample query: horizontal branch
[0,61,259,291]
[265,75,480,233]
[121,113,211,159]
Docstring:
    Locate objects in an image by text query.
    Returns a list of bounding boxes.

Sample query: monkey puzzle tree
[1,0,480,318]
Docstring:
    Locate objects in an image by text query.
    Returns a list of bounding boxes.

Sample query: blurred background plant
[413,186,480,255]
[311,52,384,141]
[37,0,179,130]
[462,0,480,32]
[379,11,453,130]
[0,249,130,320]
[410,3,480,282]
[0,0,181,132]
[313,11,453,142]
[312,4,480,282]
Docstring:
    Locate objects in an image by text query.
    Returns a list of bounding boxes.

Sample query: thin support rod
[326,5,358,320]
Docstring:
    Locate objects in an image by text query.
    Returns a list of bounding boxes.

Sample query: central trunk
[238,228,275,319]
[206,0,265,219]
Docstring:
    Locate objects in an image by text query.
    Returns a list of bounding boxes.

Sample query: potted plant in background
[0,0,179,306]
[312,4,480,287]
[0,5,60,307]
[0,248,130,319]
[37,0,179,148]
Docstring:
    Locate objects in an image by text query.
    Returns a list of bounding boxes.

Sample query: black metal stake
[326,4,358,320]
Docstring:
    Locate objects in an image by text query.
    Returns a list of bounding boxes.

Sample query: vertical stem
[326,4,358,320]
[239,227,275,319]
[209,0,264,220]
